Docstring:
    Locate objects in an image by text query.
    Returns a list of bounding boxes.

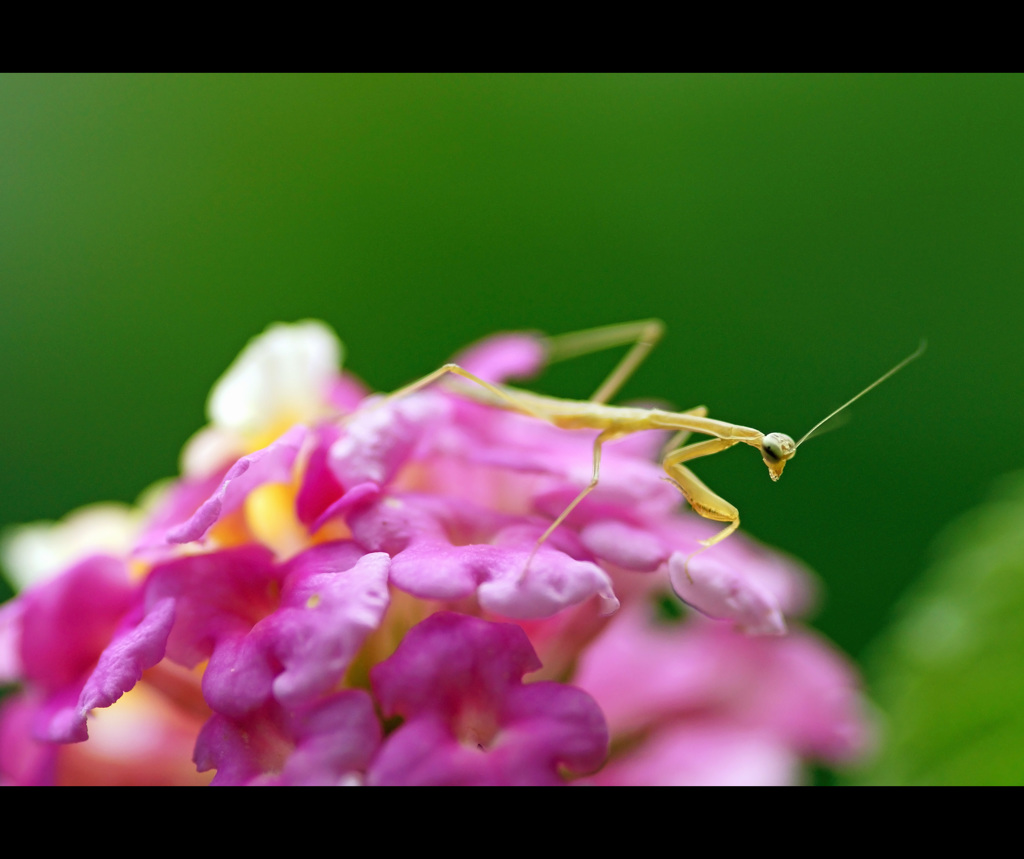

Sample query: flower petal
[669,552,787,636]
[267,547,390,706]
[194,691,379,786]
[144,546,279,669]
[579,519,669,572]
[372,612,542,719]
[167,426,307,545]
[49,598,176,743]
[295,425,345,526]
[1,503,140,590]
[19,555,134,690]
[591,722,801,786]
[328,393,448,488]
[0,695,58,785]
[452,332,546,383]
[351,495,618,619]
[369,613,608,785]
[207,320,342,437]
[201,631,278,719]
[268,691,380,785]
[0,601,24,685]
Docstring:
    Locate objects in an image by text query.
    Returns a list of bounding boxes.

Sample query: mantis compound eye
[760,433,796,481]
[762,433,796,462]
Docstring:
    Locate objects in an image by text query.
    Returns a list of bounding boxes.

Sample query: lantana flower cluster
[0,322,869,785]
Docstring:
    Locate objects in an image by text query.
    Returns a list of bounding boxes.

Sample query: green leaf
[855,470,1024,785]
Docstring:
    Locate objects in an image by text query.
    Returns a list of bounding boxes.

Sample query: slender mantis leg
[381,362,550,422]
[662,437,744,548]
[385,318,665,413]
[543,318,665,404]
[659,415,709,458]
[522,427,622,573]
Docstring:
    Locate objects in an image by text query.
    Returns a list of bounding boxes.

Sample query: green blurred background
[2,75,1022,780]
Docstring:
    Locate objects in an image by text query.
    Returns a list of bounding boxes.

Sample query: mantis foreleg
[662,437,743,548]
[658,406,710,457]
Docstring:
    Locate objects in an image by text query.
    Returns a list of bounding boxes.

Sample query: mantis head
[759,432,796,481]
[761,341,927,483]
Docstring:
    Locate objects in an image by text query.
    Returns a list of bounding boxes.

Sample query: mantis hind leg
[382,362,550,421]
[542,319,665,404]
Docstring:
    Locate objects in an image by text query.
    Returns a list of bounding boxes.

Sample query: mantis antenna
[795,339,928,448]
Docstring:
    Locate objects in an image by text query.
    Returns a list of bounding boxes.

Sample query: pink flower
[0,321,870,784]
[574,602,868,785]
[367,612,607,786]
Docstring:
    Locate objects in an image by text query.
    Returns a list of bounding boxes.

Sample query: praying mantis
[382,319,926,561]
